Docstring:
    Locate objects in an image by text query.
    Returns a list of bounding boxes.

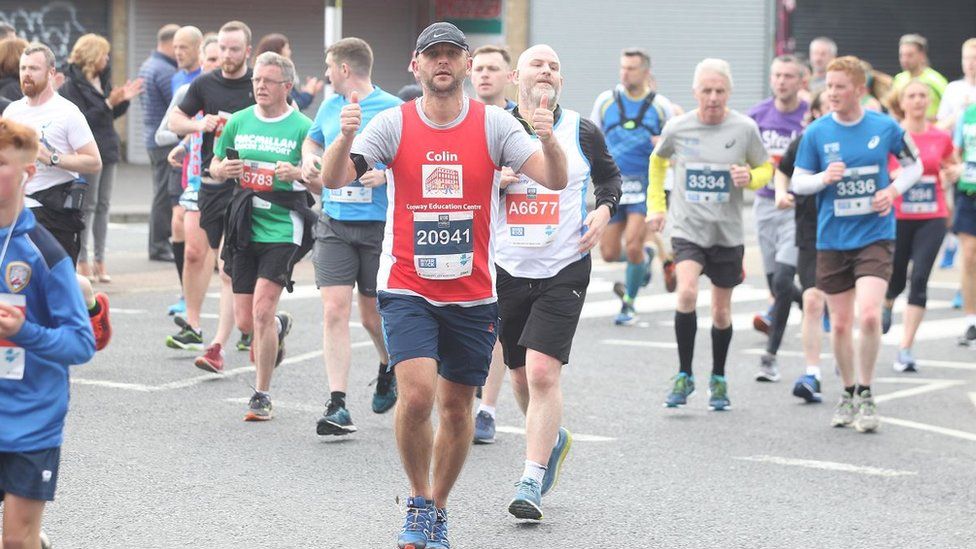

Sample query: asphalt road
[37,222,976,549]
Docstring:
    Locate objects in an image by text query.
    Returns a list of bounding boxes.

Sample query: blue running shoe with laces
[541,427,572,496]
[792,374,822,403]
[316,401,357,436]
[167,297,185,316]
[473,410,496,444]
[664,373,695,408]
[398,496,434,549]
[508,477,543,521]
[372,371,398,414]
[952,290,963,310]
[708,375,731,411]
[426,508,450,549]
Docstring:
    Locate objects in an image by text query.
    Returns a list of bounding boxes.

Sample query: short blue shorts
[954,189,976,237]
[0,447,61,502]
[377,292,498,386]
[610,201,648,224]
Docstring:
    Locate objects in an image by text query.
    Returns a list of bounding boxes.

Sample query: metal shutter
[0,0,111,66]
[792,0,976,80]
[529,0,773,117]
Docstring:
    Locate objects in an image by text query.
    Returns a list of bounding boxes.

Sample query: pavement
[37,215,976,548]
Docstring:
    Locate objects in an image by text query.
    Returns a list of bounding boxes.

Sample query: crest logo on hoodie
[6,261,31,293]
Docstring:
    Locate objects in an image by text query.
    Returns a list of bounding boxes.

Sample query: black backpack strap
[613,89,656,130]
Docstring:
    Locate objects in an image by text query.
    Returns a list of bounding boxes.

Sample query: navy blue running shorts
[0,447,61,502]
[377,292,498,386]
[954,190,976,237]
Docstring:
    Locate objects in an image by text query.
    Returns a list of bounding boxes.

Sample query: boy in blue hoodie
[0,118,96,548]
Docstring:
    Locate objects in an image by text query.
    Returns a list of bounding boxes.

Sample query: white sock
[806,365,821,379]
[522,460,546,484]
[477,404,496,419]
[967,315,976,328]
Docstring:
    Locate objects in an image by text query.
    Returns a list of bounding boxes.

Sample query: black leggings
[886,218,946,307]
[767,262,798,355]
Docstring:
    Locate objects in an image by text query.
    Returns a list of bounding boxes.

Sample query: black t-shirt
[779,135,817,249]
[177,69,255,176]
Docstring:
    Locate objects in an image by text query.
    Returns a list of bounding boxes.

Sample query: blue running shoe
[316,401,357,436]
[614,300,637,326]
[952,290,963,310]
[881,305,892,335]
[792,374,823,403]
[372,372,397,414]
[427,508,450,549]
[822,309,831,333]
[167,297,185,316]
[508,477,543,521]
[708,375,731,411]
[940,244,957,269]
[473,410,496,444]
[541,427,572,496]
[641,245,655,287]
[664,373,695,408]
[398,496,434,549]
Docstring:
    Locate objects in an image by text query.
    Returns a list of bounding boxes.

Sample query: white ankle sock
[522,460,546,484]
[477,404,496,418]
[806,365,821,379]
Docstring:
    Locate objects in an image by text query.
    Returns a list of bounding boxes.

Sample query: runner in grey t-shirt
[646,58,771,413]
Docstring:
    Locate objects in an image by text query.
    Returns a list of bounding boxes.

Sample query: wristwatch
[49,152,61,166]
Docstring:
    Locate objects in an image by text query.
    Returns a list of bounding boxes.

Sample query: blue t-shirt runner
[307,86,402,221]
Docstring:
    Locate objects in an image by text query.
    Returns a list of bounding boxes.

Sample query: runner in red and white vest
[320,23,567,548]
[495,44,621,522]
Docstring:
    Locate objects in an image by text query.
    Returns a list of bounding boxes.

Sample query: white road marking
[111,308,148,314]
[601,339,676,349]
[873,380,965,404]
[883,317,972,345]
[224,397,323,414]
[742,348,976,371]
[969,392,976,411]
[881,416,976,443]
[734,455,916,477]
[491,425,615,442]
[581,285,768,320]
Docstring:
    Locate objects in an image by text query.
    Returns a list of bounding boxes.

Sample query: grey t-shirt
[653,109,768,247]
[351,97,538,173]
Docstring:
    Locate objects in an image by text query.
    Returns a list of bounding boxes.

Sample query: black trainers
[317,400,357,435]
[165,316,203,351]
[958,325,976,348]
[274,312,294,367]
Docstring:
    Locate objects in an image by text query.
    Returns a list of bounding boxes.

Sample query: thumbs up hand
[340,90,362,137]
[532,93,554,142]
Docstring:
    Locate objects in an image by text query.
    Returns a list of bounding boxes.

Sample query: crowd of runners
[0,17,975,549]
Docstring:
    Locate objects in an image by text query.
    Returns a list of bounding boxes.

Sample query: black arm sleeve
[778,135,801,178]
[578,117,621,216]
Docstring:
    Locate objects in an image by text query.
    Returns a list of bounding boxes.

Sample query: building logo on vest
[422,164,463,198]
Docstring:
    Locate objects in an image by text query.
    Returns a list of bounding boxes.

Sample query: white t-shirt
[937,79,976,129]
[3,93,96,196]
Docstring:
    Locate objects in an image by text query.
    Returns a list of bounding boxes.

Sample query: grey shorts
[754,195,798,273]
[312,213,385,296]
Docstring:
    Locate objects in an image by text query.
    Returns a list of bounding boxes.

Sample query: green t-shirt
[957,104,976,193]
[215,105,312,244]
[893,67,948,120]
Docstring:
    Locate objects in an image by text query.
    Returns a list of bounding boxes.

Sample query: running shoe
[473,410,496,444]
[166,316,203,351]
[316,400,357,435]
[427,508,450,549]
[952,291,963,310]
[792,374,822,403]
[194,343,225,373]
[274,312,293,367]
[881,305,892,335]
[541,427,572,496]
[614,300,638,326]
[244,392,272,421]
[397,496,434,549]
[940,244,957,269]
[640,245,655,287]
[90,293,112,351]
[167,297,186,316]
[664,373,695,408]
[662,258,677,293]
[853,390,879,433]
[831,393,856,427]
[822,309,831,333]
[893,348,917,373]
[708,374,731,411]
[236,331,252,351]
[755,354,781,382]
[752,305,773,335]
[372,371,398,414]
[508,477,543,521]
[958,325,976,348]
